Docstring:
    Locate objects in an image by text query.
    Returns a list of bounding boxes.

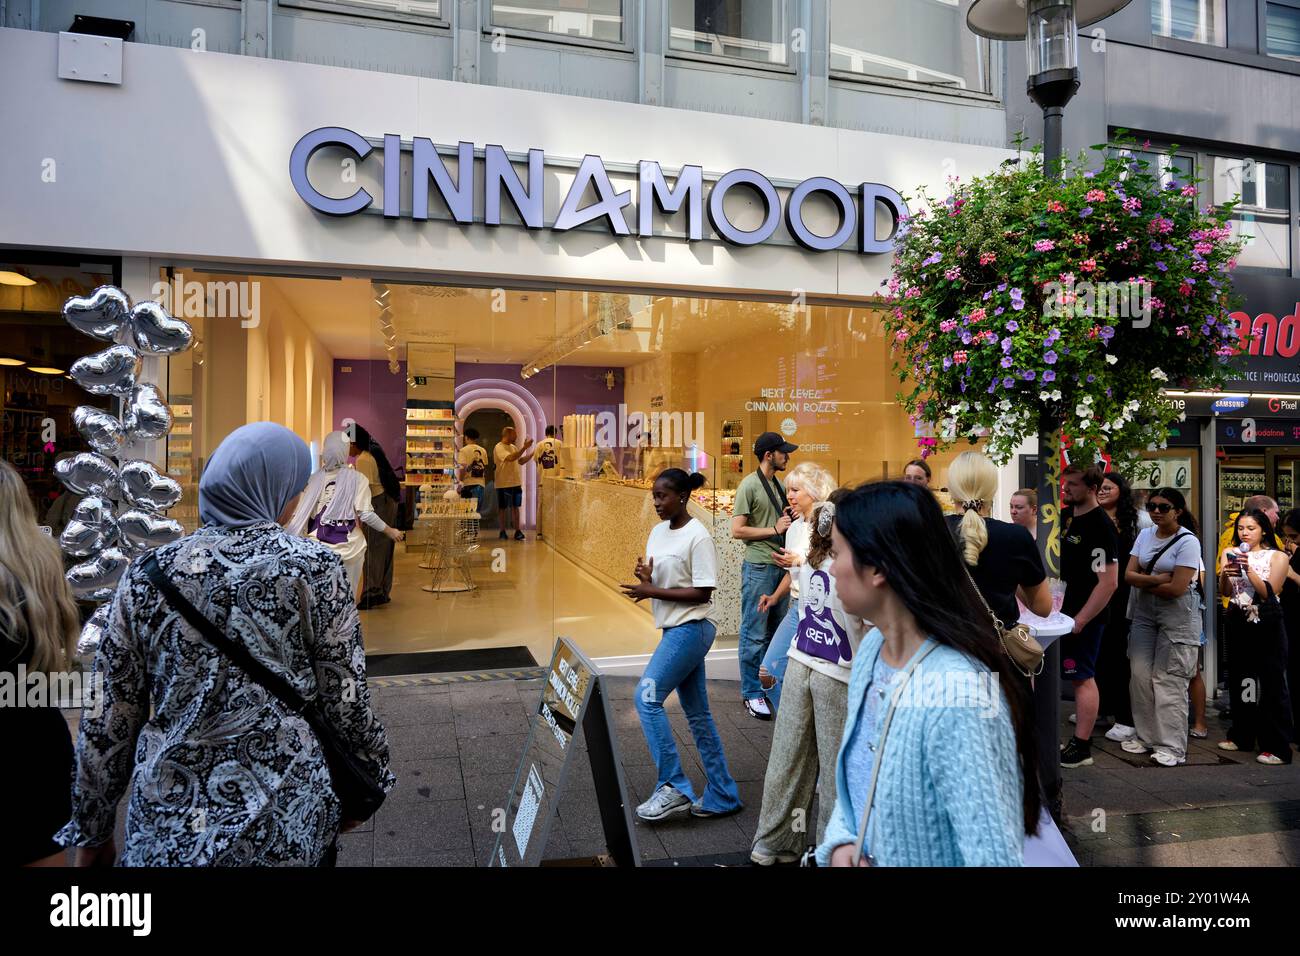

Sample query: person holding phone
[755,463,837,713]
[1218,508,1294,765]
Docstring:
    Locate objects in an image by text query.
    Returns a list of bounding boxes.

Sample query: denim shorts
[497,486,523,508]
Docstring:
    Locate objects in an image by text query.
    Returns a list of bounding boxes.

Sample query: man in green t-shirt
[731,431,798,720]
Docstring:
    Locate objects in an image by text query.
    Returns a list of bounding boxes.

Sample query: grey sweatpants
[751,657,848,854]
[1128,590,1201,760]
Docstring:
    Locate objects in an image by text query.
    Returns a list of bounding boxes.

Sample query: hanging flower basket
[882,139,1246,465]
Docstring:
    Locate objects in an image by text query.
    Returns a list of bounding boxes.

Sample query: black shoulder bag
[755,470,788,547]
[141,553,387,822]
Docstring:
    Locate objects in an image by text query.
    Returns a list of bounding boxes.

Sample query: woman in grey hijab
[286,430,404,600]
[58,422,395,866]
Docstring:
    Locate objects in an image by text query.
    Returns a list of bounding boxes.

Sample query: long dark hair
[833,480,1041,837]
[1233,508,1277,549]
[351,423,402,500]
[1150,486,1199,536]
[806,488,847,569]
[1101,471,1138,542]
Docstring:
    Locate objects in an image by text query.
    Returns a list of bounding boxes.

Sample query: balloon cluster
[57,286,194,655]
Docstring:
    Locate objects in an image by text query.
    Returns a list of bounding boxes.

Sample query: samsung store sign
[289,127,908,254]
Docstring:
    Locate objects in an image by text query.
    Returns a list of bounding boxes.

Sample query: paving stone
[374,799,472,857]
[336,829,373,867]
[457,733,530,776]
[387,757,465,803]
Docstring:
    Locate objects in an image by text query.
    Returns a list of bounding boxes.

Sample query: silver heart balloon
[55,452,120,497]
[119,510,184,550]
[67,548,130,601]
[63,286,131,343]
[122,384,173,442]
[70,345,141,397]
[60,496,120,558]
[73,405,125,456]
[129,301,193,355]
[120,459,183,512]
[76,603,113,657]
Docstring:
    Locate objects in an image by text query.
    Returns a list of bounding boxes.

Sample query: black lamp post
[967,0,1133,824]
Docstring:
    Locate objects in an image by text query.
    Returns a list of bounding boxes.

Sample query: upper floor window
[668,0,788,65]
[829,0,991,93]
[1265,2,1300,61]
[282,0,443,23]
[490,0,624,43]
[1212,156,1291,272]
[1110,146,1196,189]
[1150,0,1226,47]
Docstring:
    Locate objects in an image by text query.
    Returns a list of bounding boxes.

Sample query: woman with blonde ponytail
[0,460,81,865]
[944,452,1052,631]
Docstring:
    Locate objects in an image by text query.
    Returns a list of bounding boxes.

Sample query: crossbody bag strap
[141,553,310,716]
[755,470,787,545]
[851,640,939,865]
[1143,530,1189,576]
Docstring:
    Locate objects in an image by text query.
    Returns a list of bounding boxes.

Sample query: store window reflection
[829,0,991,91]
[171,275,978,668]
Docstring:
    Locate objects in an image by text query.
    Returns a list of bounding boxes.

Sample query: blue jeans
[760,601,800,713]
[635,619,742,813]
[459,485,484,508]
[739,561,790,700]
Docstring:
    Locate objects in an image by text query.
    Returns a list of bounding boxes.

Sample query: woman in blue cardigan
[817,480,1041,866]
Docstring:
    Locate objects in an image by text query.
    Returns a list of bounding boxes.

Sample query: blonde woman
[945,452,1051,629]
[757,462,837,712]
[0,460,81,865]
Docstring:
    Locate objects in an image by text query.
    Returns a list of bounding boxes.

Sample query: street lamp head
[966,0,1132,40]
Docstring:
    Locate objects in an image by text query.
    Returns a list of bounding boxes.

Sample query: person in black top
[1278,509,1300,747]
[1094,471,1140,743]
[1058,465,1119,769]
[945,452,1051,631]
[0,460,82,866]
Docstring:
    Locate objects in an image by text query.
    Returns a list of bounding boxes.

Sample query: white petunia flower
[1151,367,1168,381]
[1106,355,1119,365]
[1076,403,1092,418]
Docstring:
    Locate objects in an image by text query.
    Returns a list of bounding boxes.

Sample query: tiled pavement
[338,674,1300,867]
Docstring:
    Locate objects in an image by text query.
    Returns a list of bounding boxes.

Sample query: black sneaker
[514,530,525,541]
[499,530,508,540]
[1060,736,1094,768]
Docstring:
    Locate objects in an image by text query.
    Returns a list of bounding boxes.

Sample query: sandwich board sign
[490,637,640,866]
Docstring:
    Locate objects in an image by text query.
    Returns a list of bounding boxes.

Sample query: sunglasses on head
[1145,502,1174,514]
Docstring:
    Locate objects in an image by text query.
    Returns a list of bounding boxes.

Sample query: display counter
[541,476,745,637]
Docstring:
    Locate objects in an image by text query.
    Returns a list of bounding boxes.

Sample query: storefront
[0,26,1015,672]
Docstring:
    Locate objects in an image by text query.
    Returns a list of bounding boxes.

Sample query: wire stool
[419,500,480,595]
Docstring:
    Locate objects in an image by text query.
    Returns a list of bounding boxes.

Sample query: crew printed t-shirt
[945,514,1045,626]
[1060,506,1119,617]
[494,442,522,489]
[787,557,869,684]
[535,438,561,471]
[645,518,718,630]
[458,444,488,487]
[734,470,786,565]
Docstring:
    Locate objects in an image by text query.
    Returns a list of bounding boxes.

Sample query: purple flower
[1156,261,1168,272]
[961,331,973,344]
[982,290,992,301]
[1044,350,1058,365]
[1087,374,1095,383]
[959,379,968,393]
[994,307,1005,316]
[1002,337,1014,352]
[1043,370,1056,383]
[1085,169,1100,178]
[1006,320,1019,332]
[1022,370,1036,381]
[943,357,953,370]
[997,283,1008,292]
[1079,206,1094,218]
[922,252,943,266]
[1061,347,1070,355]
[987,380,998,393]
[1001,356,1014,368]
[1150,241,1164,251]
[1100,326,1115,342]
[1011,299,1025,311]
[1106,388,1114,397]
[1002,377,1015,389]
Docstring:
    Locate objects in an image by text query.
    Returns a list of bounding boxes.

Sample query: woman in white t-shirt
[621,469,742,823]
[751,490,869,864]
[757,462,836,712]
[286,431,404,600]
[1123,487,1202,767]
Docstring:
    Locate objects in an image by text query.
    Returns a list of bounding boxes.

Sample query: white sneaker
[635,784,692,822]
[1151,750,1185,767]
[744,697,773,721]
[1105,723,1137,742]
[1121,738,1150,754]
[1068,713,1076,724]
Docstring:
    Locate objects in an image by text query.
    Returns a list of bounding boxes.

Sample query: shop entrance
[158,269,978,669]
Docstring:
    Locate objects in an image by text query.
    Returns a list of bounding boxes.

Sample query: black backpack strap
[140,552,308,716]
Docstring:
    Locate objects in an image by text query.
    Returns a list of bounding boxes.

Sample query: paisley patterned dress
[56,522,395,865]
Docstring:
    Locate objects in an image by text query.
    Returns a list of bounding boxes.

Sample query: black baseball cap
[754,431,798,459]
